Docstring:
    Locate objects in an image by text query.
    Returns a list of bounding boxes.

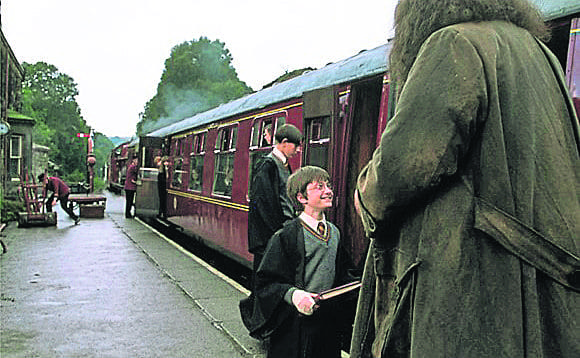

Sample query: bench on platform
[68,195,107,218]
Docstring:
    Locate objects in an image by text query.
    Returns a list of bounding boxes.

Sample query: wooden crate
[17,212,57,227]
[79,204,105,218]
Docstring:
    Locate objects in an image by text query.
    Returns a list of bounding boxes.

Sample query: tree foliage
[137,37,253,135]
[20,62,114,182]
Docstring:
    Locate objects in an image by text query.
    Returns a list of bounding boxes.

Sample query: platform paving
[0,191,265,358]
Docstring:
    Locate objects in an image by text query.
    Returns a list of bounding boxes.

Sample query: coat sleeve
[251,159,288,233]
[240,223,299,338]
[357,28,488,236]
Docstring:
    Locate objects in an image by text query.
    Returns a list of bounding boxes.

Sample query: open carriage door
[135,136,164,217]
[303,77,385,269]
[336,78,384,269]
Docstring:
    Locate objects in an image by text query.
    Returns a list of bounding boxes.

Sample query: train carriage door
[338,78,383,267]
[135,136,163,217]
[303,79,384,268]
[303,87,335,170]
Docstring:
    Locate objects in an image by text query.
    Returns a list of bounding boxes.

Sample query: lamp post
[86,130,95,193]
[78,130,95,193]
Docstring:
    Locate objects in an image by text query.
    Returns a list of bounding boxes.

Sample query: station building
[1,18,35,206]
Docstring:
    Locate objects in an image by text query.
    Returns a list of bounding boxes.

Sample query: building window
[9,135,23,180]
[213,125,237,197]
[189,132,206,192]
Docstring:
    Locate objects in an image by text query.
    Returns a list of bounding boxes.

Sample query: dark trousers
[157,176,167,216]
[125,189,136,217]
[46,193,78,221]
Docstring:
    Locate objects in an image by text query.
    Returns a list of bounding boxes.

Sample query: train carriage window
[213,125,237,197]
[250,123,261,148]
[304,116,331,170]
[261,122,273,147]
[248,116,286,198]
[170,138,187,189]
[171,157,185,188]
[189,132,206,192]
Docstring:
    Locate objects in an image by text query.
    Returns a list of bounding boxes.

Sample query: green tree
[137,37,253,135]
[92,132,114,184]
[20,62,99,180]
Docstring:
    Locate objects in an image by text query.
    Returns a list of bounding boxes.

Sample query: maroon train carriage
[126,0,579,271]
[134,43,391,269]
[106,138,138,194]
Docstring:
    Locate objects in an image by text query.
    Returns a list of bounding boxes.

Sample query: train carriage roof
[147,43,391,138]
[532,0,580,20]
[148,0,578,139]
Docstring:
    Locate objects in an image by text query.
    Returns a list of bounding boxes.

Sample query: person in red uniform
[38,173,80,225]
[124,156,139,218]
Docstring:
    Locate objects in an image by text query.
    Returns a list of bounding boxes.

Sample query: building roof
[7,109,35,123]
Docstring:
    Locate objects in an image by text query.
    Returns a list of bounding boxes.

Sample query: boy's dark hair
[274,124,302,145]
[287,166,330,210]
[38,173,45,182]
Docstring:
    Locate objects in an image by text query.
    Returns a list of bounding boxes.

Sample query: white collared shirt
[271,147,287,165]
[299,211,326,233]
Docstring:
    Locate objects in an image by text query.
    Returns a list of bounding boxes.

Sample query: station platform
[0,191,266,357]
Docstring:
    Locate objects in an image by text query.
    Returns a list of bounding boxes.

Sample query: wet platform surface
[0,191,265,357]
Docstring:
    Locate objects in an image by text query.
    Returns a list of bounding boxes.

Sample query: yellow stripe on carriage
[167,189,249,211]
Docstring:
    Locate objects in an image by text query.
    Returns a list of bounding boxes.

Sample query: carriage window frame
[247,115,286,201]
[304,116,331,170]
[170,138,187,189]
[212,125,238,197]
[189,132,207,192]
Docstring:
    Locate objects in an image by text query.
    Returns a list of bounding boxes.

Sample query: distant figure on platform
[155,156,169,218]
[350,0,580,357]
[124,156,138,218]
[241,166,358,358]
[38,173,79,225]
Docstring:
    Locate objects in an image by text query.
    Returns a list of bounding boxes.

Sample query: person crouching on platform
[244,166,358,358]
[38,173,80,225]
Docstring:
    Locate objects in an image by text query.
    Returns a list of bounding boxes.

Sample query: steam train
[108,1,579,270]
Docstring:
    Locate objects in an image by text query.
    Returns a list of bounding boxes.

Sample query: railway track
[144,216,253,291]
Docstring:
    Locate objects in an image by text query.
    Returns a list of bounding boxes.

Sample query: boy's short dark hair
[287,166,330,210]
[38,173,45,182]
[274,124,302,145]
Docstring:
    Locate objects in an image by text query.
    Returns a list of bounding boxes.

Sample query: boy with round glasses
[243,166,358,358]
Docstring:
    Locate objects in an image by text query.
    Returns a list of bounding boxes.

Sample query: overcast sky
[2,0,396,137]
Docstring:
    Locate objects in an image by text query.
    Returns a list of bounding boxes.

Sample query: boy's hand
[291,289,318,315]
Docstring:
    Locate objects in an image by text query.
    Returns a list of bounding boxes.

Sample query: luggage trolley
[17,170,57,227]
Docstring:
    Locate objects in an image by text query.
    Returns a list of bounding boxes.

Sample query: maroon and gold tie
[317,222,326,236]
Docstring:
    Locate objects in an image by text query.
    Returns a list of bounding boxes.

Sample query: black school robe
[240,218,358,358]
[248,154,293,255]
